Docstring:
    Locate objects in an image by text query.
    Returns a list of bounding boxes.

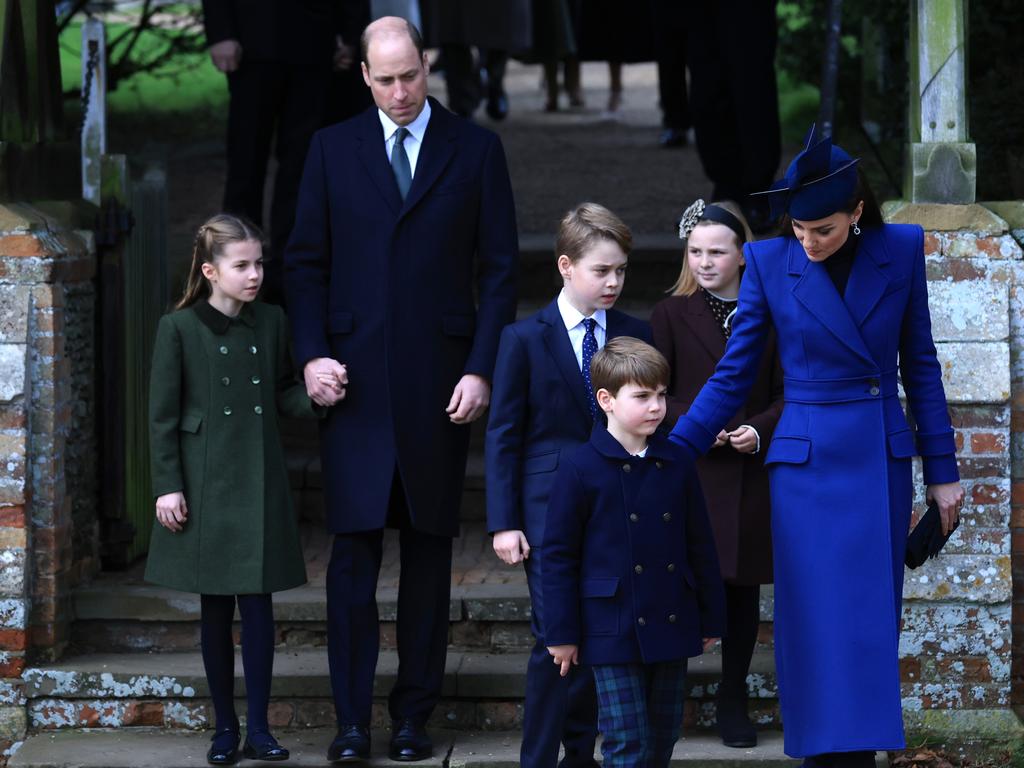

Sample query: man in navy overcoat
[285,16,518,762]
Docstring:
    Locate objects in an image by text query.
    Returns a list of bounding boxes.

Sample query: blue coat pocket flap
[765,436,811,465]
[179,412,203,434]
[887,428,916,458]
[523,451,559,475]
[328,311,353,334]
[581,576,620,599]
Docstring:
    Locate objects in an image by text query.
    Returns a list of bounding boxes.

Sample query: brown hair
[176,213,265,310]
[669,200,753,297]
[590,337,670,397]
[556,202,633,264]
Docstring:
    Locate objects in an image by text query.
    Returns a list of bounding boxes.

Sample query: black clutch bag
[904,501,960,569]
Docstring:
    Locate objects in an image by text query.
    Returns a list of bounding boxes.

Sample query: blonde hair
[556,202,633,264]
[590,337,669,397]
[176,214,265,310]
[669,200,753,296]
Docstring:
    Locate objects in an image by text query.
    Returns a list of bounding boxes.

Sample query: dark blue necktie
[582,318,598,419]
[392,126,412,200]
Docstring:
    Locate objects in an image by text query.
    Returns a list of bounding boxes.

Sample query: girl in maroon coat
[650,199,783,748]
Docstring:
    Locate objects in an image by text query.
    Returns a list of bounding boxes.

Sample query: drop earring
[852,220,861,236]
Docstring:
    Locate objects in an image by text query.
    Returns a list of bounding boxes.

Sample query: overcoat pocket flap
[442,314,476,337]
[765,436,811,465]
[328,311,353,334]
[581,576,620,599]
[887,428,916,458]
[523,451,559,475]
[179,412,203,434]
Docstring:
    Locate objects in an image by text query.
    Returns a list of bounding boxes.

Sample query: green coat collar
[192,299,256,335]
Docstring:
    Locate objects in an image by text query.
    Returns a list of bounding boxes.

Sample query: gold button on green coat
[145,300,321,595]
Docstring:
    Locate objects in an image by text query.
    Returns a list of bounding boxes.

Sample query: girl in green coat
[146,214,335,765]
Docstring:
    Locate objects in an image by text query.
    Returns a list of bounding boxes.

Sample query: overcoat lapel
[355,108,403,214]
[678,294,727,362]
[539,301,592,422]
[844,228,891,327]
[400,98,456,216]
[788,239,875,366]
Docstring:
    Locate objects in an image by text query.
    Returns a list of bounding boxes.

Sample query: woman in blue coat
[668,128,965,767]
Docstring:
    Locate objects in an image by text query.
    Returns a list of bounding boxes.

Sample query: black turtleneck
[823,231,859,298]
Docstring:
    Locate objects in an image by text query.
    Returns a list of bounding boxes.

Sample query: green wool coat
[145,300,317,594]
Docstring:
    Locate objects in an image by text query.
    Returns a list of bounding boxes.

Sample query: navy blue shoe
[389,719,433,761]
[207,728,240,765]
[328,724,371,762]
[242,730,289,762]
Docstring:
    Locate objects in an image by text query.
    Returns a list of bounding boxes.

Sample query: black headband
[678,199,748,245]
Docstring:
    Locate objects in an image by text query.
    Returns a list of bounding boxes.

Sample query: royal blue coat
[541,427,726,666]
[669,224,958,757]
[485,299,651,540]
[285,99,518,536]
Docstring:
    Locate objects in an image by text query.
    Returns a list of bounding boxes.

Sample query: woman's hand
[926,481,965,536]
[155,492,188,532]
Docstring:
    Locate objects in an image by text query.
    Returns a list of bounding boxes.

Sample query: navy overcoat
[669,224,959,757]
[285,98,519,536]
[541,427,726,666]
[485,299,651,540]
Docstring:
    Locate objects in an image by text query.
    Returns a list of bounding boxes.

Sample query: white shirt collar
[378,99,432,145]
[557,289,607,332]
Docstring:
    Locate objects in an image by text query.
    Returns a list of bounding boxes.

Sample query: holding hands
[304,358,348,407]
[712,426,758,454]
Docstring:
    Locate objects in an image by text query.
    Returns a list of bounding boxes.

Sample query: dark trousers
[719,583,761,701]
[326,471,453,727]
[684,0,780,202]
[521,551,599,768]
[441,45,508,118]
[224,61,330,304]
[653,0,689,131]
[200,593,275,734]
[592,661,688,768]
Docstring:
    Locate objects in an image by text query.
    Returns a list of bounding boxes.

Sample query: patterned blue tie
[581,318,598,420]
[392,126,412,200]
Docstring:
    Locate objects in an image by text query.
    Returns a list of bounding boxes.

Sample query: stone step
[7,727,864,768]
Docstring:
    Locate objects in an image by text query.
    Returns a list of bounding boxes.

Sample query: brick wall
[0,205,97,752]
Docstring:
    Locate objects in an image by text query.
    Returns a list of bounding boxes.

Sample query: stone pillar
[0,204,96,754]
[884,202,1024,748]
[906,0,977,203]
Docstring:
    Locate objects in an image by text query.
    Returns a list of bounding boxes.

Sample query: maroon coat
[651,292,783,585]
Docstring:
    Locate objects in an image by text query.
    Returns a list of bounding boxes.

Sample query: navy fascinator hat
[752,124,859,221]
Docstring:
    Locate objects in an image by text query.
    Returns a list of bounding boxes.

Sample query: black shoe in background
[486,89,510,121]
[659,128,688,148]
[327,724,371,763]
[716,696,757,748]
[389,719,433,761]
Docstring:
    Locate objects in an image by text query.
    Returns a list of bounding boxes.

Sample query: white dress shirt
[379,99,432,176]
[557,290,607,371]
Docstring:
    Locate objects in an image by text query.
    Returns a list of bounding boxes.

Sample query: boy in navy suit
[485,203,651,767]
[543,338,726,768]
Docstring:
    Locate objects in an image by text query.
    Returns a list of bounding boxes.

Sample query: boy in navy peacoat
[486,203,651,768]
[543,338,725,768]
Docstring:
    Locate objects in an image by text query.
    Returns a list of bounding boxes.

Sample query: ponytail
[175,214,265,310]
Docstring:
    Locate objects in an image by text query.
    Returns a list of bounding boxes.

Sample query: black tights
[719,583,761,700]
[200,593,275,734]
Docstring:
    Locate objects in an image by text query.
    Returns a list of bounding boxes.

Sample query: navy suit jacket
[541,427,726,665]
[485,300,651,539]
[286,99,518,536]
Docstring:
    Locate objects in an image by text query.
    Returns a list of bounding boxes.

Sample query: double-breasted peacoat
[541,427,726,666]
[651,292,783,585]
[146,301,317,595]
[285,99,519,537]
[669,224,959,757]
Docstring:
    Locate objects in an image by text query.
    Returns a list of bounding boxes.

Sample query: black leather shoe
[716,697,757,747]
[486,89,509,121]
[389,719,433,761]
[328,724,371,763]
[242,730,289,761]
[658,128,688,148]
[207,728,240,765]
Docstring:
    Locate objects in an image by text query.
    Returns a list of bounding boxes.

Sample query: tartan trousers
[591,660,688,768]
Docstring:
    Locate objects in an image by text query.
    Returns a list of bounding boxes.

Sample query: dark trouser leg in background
[200,594,238,733]
[236,593,275,734]
[653,0,689,135]
[717,582,760,745]
[645,661,688,767]
[441,44,480,118]
[520,551,598,768]
[327,529,384,727]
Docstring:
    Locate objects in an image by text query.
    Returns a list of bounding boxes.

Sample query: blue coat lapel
[400,98,456,217]
[844,228,891,327]
[788,238,876,366]
[540,300,592,422]
[355,108,403,214]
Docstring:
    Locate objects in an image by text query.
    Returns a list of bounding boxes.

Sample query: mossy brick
[0,287,30,344]
[0,528,26,550]
[0,549,25,595]
[902,554,1011,602]
[30,285,64,311]
[0,344,27,403]
[903,709,1024,757]
[884,202,1006,233]
[0,705,26,742]
[0,653,25,677]
[936,341,1010,402]
[927,279,1008,341]
[948,405,1010,429]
